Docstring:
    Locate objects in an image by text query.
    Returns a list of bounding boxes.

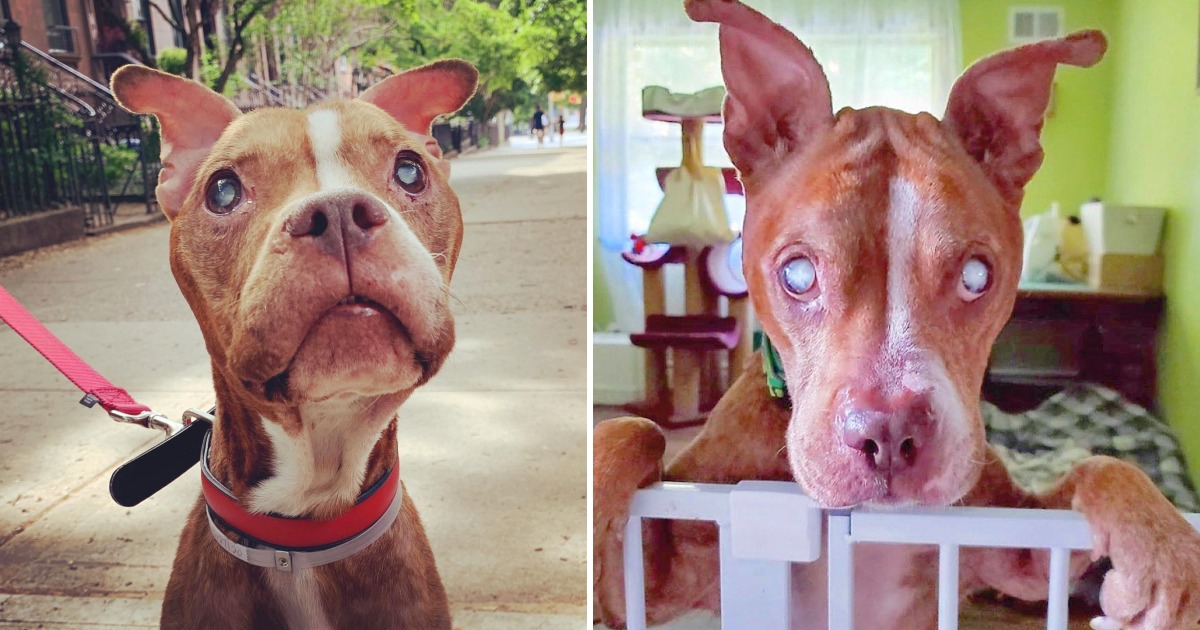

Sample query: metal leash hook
[107,408,185,436]
[78,391,191,436]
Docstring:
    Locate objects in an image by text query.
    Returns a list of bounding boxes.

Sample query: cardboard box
[1080,202,1165,256]
[1088,253,1163,295]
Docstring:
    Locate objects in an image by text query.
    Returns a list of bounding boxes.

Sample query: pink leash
[0,283,182,433]
[0,283,149,415]
[0,282,215,506]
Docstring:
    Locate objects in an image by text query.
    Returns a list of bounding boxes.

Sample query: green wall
[1106,0,1200,481]
[960,0,1117,219]
[593,231,615,330]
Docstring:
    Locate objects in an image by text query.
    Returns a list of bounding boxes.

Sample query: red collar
[200,433,399,550]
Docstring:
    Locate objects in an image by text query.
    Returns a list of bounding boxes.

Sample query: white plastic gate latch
[730,480,822,562]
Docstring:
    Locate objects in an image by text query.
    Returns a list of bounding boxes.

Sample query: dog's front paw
[1073,457,1200,630]
[593,417,665,626]
[1088,526,1200,630]
[593,417,666,517]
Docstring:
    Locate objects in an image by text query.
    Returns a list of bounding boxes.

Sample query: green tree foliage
[513,0,586,94]
[146,0,275,91]
[147,0,582,125]
[208,0,278,93]
[157,48,188,76]
[248,0,414,92]
[360,0,553,123]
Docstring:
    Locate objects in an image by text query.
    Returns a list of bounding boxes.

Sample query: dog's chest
[264,570,334,630]
[791,542,938,629]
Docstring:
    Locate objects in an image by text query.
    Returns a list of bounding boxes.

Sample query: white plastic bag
[644,166,734,248]
[1021,203,1063,282]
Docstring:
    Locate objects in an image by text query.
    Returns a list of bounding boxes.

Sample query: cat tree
[622,86,754,428]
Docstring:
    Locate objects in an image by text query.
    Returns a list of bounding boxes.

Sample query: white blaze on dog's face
[687,0,1105,507]
[110,62,478,411]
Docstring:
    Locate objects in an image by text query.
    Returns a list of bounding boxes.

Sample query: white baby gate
[622,481,1200,630]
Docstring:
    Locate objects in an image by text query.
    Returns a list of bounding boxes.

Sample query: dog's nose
[839,394,932,473]
[284,191,390,253]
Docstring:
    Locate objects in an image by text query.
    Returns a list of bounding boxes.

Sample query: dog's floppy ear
[110,65,241,221]
[685,0,833,179]
[943,30,1106,206]
[360,59,479,159]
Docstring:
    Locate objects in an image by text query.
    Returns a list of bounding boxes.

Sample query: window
[41,0,75,54]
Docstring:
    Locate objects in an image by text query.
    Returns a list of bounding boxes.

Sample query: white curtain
[594,0,962,332]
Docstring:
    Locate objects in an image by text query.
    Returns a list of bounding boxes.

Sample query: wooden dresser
[983,283,1163,413]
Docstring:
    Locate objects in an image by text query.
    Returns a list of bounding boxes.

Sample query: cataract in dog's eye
[781,256,817,297]
[395,154,426,194]
[206,172,243,214]
[960,256,990,298]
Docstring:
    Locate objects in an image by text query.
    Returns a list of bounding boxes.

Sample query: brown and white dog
[594,2,1200,629]
[110,60,477,629]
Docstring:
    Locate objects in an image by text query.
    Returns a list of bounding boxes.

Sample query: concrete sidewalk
[0,143,587,628]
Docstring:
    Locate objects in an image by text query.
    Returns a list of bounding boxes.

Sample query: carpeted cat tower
[623,86,754,428]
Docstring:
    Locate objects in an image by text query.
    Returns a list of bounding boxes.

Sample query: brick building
[1,0,206,84]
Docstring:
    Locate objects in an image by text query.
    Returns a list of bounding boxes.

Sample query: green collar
[754,331,788,400]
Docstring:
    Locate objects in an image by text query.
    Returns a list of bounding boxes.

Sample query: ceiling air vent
[1009,7,1064,43]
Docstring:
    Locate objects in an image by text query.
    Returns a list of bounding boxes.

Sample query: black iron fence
[0,55,102,223]
[0,44,158,230]
[432,117,495,156]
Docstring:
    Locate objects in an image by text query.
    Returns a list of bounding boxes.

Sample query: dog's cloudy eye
[780,256,817,297]
[960,257,990,299]
[205,172,243,215]
[394,155,426,195]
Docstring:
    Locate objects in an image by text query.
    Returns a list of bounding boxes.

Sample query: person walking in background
[556,115,566,145]
[532,105,547,147]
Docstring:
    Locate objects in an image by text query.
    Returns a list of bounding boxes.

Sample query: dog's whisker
[440,284,465,308]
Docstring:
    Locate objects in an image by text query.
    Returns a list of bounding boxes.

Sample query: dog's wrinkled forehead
[751,107,1014,257]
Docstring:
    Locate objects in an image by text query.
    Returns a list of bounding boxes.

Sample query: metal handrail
[242,72,287,107]
[1,41,159,227]
[92,51,141,66]
[20,41,112,96]
[236,72,329,110]
[37,79,96,119]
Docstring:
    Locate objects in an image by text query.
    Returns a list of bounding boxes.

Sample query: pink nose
[284,191,390,255]
[838,393,933,474]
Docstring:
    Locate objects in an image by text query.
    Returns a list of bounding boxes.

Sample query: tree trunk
[576,99,586,132]
[212,40,243,93]
[183,0,203,80]
[481,92,497,129]
[209,0,274,94]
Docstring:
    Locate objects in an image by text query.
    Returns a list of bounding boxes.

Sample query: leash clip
[108,409,185,436]
[108,406,213,436]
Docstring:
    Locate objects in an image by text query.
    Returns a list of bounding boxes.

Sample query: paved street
[0,142,587,628]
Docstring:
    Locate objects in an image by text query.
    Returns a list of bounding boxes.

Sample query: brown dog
[110,60,477,629]
[594,2,1200,628]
